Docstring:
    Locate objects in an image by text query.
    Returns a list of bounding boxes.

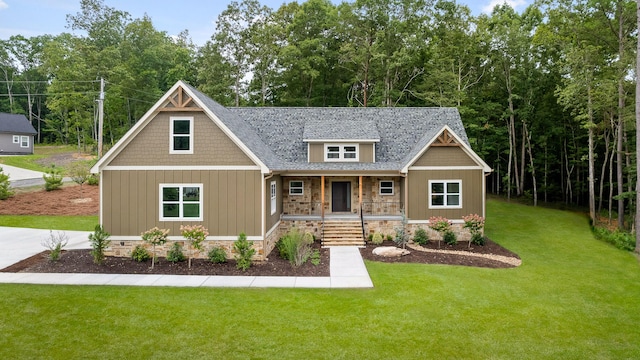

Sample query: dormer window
[324,144,359,162]
[170,117,193,154]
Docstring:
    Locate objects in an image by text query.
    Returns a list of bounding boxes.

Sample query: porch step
[322,220,365,247]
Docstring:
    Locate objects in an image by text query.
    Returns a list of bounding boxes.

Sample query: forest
[0,0,638,230]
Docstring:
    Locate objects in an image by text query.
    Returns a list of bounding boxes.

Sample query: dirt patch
[35,151,93,168]
[0,185,99,216]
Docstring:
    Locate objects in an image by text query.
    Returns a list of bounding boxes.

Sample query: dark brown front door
[332,182,351,212]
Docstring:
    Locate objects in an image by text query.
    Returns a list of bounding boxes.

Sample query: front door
[331,181,351,212]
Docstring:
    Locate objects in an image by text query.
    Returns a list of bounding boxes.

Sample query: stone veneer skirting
[105,239,267,261]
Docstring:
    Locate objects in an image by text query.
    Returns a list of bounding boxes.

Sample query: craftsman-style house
[91,81,491,259]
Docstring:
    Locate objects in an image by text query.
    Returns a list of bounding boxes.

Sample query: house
[91,81,491,259]
[0,113,37,155]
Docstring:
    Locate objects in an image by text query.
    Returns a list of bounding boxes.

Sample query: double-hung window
[12,135,19,144]
[289,180,303,195]
[324,144,359,162]
[170,117,193,154]
[270,181,277,215]
[429,180,462,208]
[20,136,29,148]
[379,180,394,195]
[160,184,203,221]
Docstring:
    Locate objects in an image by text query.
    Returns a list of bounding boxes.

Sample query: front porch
[280,175,405,246]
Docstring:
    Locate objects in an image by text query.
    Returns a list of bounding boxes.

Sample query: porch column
[359,175,363,212]
[321,176,325,219]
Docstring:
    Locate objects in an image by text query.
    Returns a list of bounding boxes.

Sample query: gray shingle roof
[0,113,37,135]
[303,117,380,141]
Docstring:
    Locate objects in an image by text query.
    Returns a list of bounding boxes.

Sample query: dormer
[303,118,380,163]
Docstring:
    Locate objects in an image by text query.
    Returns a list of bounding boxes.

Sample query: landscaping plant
[429,216,453,246]
[463,214,485,246]
[277,227,313,267]
[233,232,255,271]
[141,227,169,269]
[43,165,63,191]
[180,224,209,268]
[393,210,409,249]
[413,227,429,246]
[167,242,186,263]
[68,161,91,188]
[41,230,68,261]
[130,245,150,262]
[88,225,111,264]
[371,232,383,245]
[0,166,13,200]
[208,246,227,264]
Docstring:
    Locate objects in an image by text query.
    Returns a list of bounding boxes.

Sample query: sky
[0,0,531,46]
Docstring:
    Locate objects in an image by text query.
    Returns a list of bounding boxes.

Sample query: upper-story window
[170,117,193,154]
[324,144,359,162]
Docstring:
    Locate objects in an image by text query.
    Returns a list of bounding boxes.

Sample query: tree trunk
[524,122,537,206]
[617,1,626,229]
[587,82,596,223]
[635,0,640,253]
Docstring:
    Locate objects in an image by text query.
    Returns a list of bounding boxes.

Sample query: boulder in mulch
[372,246,410,257]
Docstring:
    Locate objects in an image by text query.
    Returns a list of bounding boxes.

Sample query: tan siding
[413,146,478,167]
[309,144,323,162]
[360,144,374,162]
[110,111,255,166]
[102,170,262,237]
[407,169,483,220]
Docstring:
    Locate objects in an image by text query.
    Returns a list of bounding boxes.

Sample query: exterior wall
[364,221,476,243]
[360,144,375,162]
[102,169,262,237]
[406,169,484,220]
[308,143,375,163]
[265,175,282,232]
[413,146,477,167]
[110,111,254,166]
[105,238,265,260]
[0,133,34,154]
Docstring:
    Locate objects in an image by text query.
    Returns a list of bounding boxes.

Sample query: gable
[412,146,478,167]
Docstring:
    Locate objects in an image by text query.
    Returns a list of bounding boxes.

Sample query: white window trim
[324,143,359,162]
[428,180,462,209]
[12,135,19,144]
[379,180,394,195]
[270,181,277,215]
[289,180,304,196]
[20,136,29,148]
[169,116,194,154]
[159,183,203,221]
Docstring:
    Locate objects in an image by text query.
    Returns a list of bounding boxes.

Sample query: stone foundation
[364,221,480,242]
[105,239,266,261]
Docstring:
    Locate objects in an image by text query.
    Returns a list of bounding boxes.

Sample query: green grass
[1,199,639,359]
[0,215,97,231]
[0,145,84,172]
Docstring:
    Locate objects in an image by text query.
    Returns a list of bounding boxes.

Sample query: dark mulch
[360,239,520,268]
[1,242,330,277]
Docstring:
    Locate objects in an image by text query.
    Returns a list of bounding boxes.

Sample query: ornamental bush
[413,227,429,246]
[167,242,186,263]
[233,232,255,271]
[277,227,312,267]
[141,227,169,269]
[131,245,150,262]
[88,225,111,264]
[42,230,68,261]
[371,232,383,245]
[43,165,63,191]
[0,166,13,200]
[208,246,227,264]
[471,232,485,246]
[180,225,209,268]
[443,230,457,245]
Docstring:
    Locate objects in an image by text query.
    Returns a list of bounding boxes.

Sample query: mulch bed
[0,185,99,216]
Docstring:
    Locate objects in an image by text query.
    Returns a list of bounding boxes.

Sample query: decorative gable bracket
[159,86,197,112]
[431,129,459,147]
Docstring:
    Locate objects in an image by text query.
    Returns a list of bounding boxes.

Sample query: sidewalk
[0,227,373,288]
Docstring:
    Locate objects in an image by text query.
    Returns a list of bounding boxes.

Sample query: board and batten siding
[406,169,484,220]
[102,170,262,237]
[109,111,255,166]
[413,146,477,167]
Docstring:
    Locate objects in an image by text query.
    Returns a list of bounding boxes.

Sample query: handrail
[360,204,365,240]
[361,201,404,216]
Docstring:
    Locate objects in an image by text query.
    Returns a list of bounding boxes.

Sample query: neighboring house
[91,81,491,259]
[0,113,37,155]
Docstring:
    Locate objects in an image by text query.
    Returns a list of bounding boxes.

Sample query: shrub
[43,165,63,191]
[166,242,186,263]
[413,227,429,246]
[371,232,383,245]
[278,228,312,267]
[386,234,393,242]
[443,230,457,245]
[88,225,111,264]
[303,231,315,244]
[0,166,13,200]
[42,230,68,261]
[471,232,485,246]
[131,245,150,262]
[141,227,169,269]
[68,161,91,188]
[428,216,452,233]
[593,227,635,251]
[233,232,255,271]
[393,210,409,249]
[87,174,99,186]
[208,246,227,264]
[180,225,209,268]
[310,249,321,266]
[367,233,374,242]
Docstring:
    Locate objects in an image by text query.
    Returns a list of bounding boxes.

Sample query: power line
[0,80,100,84]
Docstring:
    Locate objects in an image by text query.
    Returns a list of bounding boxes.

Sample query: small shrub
[443,230,457,245]
[208,246,227,264]
[166,242,186,263]
[87,174,99,186]
[386,234,393,242]
[310,249,321,266]
[303,231,315,244]
[43,165,63,191]
[233,232,255,271]
[413,227,429,246]
[367,233,373,242]
[593,227,635,251]
[141,227,169,268]
[371,232,383,245]
[471,232,485,246]
[68,161,91,187]
[42,230,68,261]
[180,224,209,268]
[131,245,150,262]
[278,228,312,267]
[0,166,14,200]
[88,225,111,264]
[393,210,409,249]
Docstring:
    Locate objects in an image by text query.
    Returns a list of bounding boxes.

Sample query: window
[160,184,203,221]
[379,180,394,195]
[289,180,303,195]
[12,135,19,144]
[429,180,462,208]
[324,144,359,162]
[20,136,29,148]
[170,117,193,154]
[270,181,277,215]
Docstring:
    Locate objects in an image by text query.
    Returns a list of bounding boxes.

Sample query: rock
[372,246,410,257]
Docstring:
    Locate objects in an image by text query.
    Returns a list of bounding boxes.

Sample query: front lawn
[0,199,638,359]
[0,215,97,231]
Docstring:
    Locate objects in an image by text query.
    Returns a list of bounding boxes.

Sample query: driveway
[0,227,90,269]
[0,163,46,188]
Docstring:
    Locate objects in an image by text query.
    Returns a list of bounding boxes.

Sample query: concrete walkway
[0,227,373,288]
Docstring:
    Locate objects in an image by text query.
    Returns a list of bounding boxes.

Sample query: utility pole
[98,78,104,158]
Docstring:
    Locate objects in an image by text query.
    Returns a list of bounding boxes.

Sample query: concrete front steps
[322,220,366,247]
